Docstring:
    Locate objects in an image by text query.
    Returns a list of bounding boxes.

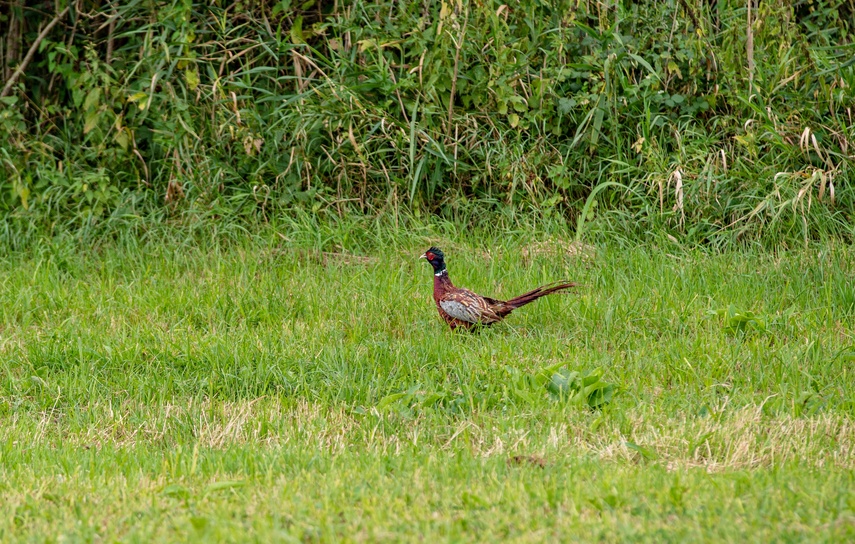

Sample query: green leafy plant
[0,1,853,246]
[543,365,616,409]
[715,304,768,335]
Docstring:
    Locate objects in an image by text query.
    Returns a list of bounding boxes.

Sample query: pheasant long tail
[504,281,577,309]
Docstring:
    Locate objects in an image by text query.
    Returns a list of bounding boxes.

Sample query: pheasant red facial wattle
[419,246,576,331]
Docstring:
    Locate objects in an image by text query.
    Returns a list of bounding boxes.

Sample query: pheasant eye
[425,252,435,260]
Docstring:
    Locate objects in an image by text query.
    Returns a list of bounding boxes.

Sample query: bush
[1,0,853,244]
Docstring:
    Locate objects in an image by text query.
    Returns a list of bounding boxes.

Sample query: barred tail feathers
[504,281,576,310]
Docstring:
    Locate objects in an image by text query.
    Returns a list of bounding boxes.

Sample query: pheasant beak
[419,252,427,260]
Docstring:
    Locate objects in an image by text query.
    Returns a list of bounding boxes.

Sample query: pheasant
[420,247,576,330]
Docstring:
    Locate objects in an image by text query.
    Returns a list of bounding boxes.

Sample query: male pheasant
[420,247,576,330]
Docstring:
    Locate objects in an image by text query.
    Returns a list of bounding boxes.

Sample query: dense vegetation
[1,0,854,246]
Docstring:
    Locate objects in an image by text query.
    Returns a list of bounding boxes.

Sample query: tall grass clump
[1,0,853,245]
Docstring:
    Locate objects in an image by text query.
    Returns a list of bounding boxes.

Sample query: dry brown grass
[520,239,596,264]
[10,399,851,472]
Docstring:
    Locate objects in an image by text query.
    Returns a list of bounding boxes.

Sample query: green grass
[1,229,854,541]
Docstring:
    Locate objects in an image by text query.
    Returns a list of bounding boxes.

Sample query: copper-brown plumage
[420,247,575,330]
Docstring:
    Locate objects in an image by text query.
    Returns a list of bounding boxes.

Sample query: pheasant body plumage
[421,247,575,330]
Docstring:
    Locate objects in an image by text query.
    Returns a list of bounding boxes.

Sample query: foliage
[0,0,854,244]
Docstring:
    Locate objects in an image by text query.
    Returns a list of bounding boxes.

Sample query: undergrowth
[1,0,854,245]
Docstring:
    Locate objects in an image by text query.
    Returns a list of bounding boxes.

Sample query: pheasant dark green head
[420,247,446,275]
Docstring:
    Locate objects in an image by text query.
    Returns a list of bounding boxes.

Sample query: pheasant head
[420,247,446,276]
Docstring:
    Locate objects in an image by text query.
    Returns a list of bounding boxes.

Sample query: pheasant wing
[438,288,502,324]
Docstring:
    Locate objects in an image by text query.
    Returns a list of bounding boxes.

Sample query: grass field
[1,228,854,542]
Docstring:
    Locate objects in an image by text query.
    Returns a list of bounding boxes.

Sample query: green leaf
[83,87,101,112]
[163,484,191,499]
[418,392,446,407]
[17,185,29,210]
[185,67,200,91]
[128,92,148,111]
[272,0,292,16]
[625,442,657,460]
[581,369,603,388]
[570,103,598,149]
[585,382,615,408]
[377,392,408,410]
[590,106,604,147]
[83,111,100,134]
[573,21,603,42]
[290,15,304,44]
[114,130,129,151]
[722,305,766,335]
[627,53,662,81]
[547,369,580,397]
[667,61,682,79]
[357,39,377,52]
[558,97,576,115]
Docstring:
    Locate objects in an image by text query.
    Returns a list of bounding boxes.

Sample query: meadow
[1,219,853,542]
[2,1,854,540]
